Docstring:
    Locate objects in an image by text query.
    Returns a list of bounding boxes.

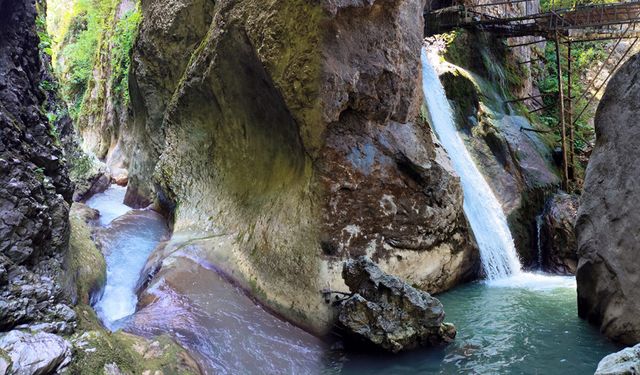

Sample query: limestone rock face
[123,0,478,333]
[0,331,72,375]
[540,193,578,274]
[338,257,456,353]
[576,53,640,344]
[595,344,640,375]
[126,0,215,207]
[0,0,75,332]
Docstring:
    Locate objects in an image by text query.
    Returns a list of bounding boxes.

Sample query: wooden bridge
[426,1,640,41]
[425,1,640,190]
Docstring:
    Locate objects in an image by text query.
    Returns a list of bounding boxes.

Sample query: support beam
[503,93,550,104]
[555,37,569,191]
[567,42,575,181]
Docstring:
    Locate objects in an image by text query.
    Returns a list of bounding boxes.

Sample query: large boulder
[540,193,579,274]
[125,0,479,334]
[0,331,72,375]
[595,344,640,375]
[576,53,640,344]
[338,257,456,353]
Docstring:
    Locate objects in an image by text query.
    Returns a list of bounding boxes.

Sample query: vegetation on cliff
[534,0,633,184]
[47,0,140,120]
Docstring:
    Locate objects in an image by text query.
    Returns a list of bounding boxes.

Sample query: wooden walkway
[426,1,640,41]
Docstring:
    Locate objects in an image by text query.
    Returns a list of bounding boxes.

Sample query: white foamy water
[85,185,130,225]
[486,271,576,290]
[86,185,168,330]
[421,48,522,281]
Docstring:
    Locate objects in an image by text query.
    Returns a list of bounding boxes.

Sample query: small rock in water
[0,330,72,375]
[337,256,456,353]
[595,344,640,375]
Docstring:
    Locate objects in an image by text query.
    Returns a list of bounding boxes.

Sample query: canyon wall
[126,0,479,333]
[0,0,75,332]
[576,52,640,345]
[74,0,137,169]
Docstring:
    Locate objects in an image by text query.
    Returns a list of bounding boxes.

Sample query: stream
[85,185,325,374]
[80,51,621,374]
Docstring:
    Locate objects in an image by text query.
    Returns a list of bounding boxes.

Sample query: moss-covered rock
[64,203,106,305]
[0,348,12,374]
[70,305,200,374]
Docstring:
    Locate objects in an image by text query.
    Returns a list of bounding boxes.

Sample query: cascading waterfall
[421,47,522,281]
[536,214,544,268]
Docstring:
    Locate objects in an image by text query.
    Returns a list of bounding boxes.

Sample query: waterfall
[536,214,544,269]
[421,48,522,281]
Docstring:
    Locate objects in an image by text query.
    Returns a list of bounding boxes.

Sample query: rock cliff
[125,0,479,333]
[0,0,76,332]
[540,193,578,274]
[576,52,640,345]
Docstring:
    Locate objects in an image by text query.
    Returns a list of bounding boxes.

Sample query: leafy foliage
[111,9,141,104]
[48,0,141,119]
[534,0,617,181]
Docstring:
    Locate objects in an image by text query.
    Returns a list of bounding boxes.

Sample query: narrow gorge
[1,0,640,374]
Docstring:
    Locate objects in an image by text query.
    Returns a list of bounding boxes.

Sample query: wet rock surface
[338,257,456,353]
[0,0,75,333]
[0,330,72,375]
[540,193,579,274]
[595,344,640,375]
[436,32,560,266]
[576,53,640,344]
[126,0,215,207]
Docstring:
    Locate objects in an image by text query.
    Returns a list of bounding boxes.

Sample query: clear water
[421,47,522,280]
[127,252,326,374]
[94,210,168,330]
[336,281,620,374]
[85,185,131,226]
[86,186,169,330]
[86,188,325,372]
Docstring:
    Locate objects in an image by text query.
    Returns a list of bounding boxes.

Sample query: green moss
[444,30,528,99]
[36,13,53,57]
[34,167,46,184]
[49,0,141,120]
[111,7,141,105]
[440,70,480,131]
[70,305,199,374]
[67,207,106,304]
[69,152,97,183]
